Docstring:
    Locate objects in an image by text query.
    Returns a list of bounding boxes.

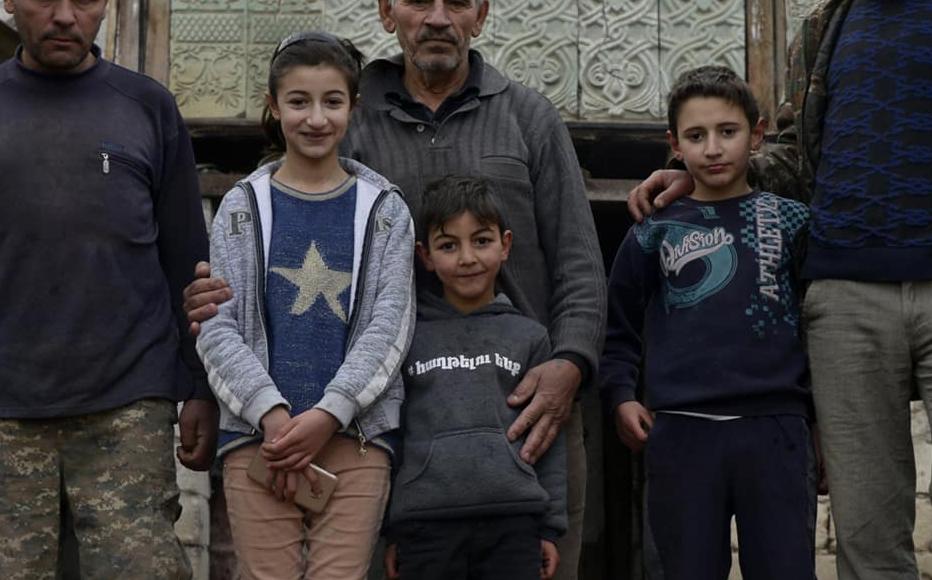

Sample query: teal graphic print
[636,218,738,310]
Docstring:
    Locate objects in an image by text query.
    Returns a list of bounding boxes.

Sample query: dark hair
[417,176,509,244]
[666,65,760,133]
[261,32,364,152]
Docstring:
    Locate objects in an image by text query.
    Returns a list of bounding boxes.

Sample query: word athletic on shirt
[754,195,783,301]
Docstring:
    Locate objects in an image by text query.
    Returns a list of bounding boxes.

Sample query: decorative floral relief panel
[170,1,746,122]
[170,0,324,118]
[659,0,746,117]
[579,0,661,120]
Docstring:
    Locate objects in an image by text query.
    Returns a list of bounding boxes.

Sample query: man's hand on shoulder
[176,398,220,471]
[614,401,653,453]
[183,261,233,337]
[507,359,581,464]
[627,169,694,222]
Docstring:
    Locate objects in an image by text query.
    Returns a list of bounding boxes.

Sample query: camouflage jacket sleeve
[748,0,851,204]
[748,127,805,203]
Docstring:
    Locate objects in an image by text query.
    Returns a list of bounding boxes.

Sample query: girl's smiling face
[267,64,352,165]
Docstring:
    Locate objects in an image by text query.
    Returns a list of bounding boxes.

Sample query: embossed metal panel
[170,0,324,118]
[169,1,750,122]
[659,0,746,117]
[580,0,661,120]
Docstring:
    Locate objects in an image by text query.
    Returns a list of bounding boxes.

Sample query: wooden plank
[104,0,119,61]
[145,0,171,85]
[746,0,779,130]
[585,178,641,203]
[773,0,788,107]
[198,171,246,199]
[0,20,18,58]
[114,0,141,71]
[201,199,216,234]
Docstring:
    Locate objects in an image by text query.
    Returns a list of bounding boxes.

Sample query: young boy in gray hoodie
[384,176,567,580]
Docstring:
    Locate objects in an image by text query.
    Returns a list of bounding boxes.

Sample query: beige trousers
[223,436,390,580]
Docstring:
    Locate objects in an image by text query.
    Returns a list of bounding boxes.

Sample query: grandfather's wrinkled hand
[506,359,581,464]
[176,398,220,471]
[183,261,233,337]
[626,169,694,222]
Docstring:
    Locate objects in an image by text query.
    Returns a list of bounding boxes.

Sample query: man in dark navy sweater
[0,1,217,578]
[629,2,932,578]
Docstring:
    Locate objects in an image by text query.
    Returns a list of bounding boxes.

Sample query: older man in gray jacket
[185,2,605,576]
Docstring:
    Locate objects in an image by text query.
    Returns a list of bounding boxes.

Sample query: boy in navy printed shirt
[601,66,815,579]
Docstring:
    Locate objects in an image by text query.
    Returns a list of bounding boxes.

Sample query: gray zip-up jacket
[196,159,415,452]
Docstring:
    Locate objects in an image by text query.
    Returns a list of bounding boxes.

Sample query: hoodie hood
[416,291,520,322]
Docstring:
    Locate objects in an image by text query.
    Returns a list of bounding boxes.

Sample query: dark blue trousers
[646,413,815,580]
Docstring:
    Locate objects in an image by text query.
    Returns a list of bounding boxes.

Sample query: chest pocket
[94,148,156,240]
[479,155,538,252]
[480,156,531,190]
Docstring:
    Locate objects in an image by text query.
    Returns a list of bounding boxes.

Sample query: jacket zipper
[243,182,270,438]
[98,149,148,176]
[346,188,393,456]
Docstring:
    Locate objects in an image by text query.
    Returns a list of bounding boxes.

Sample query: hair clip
[271,31,344,64]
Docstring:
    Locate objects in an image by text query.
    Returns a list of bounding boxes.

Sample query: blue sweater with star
[601,192,811,417]
[217,178,356,451]
[265,179,356,415]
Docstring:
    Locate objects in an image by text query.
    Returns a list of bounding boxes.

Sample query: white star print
[270,242,352,322]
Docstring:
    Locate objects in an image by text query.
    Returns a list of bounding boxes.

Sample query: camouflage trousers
[0,398,191,580]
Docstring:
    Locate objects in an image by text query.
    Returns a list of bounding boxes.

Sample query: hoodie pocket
[396,427,542,513]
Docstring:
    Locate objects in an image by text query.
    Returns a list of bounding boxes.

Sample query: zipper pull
[357,431,368,457]
[100,152,110,175]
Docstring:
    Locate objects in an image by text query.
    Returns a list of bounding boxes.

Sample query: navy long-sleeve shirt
[601,192,811,418]
[0,48,210,418]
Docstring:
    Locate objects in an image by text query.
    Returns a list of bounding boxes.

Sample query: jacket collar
[359,49,509,112]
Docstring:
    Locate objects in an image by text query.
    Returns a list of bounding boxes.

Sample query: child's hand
[258,406,296,500]
[260,405,291,442]
[261,408,340,471]
[384,543,400,579]
[614,401,654,453]
[540,540,559,579]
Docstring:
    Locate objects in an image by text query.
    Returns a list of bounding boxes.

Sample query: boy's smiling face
[668,96,765,201]
[418,210,512,314]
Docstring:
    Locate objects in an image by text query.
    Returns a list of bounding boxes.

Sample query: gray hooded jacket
[196,159,415,453]
[389,292,567,541]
